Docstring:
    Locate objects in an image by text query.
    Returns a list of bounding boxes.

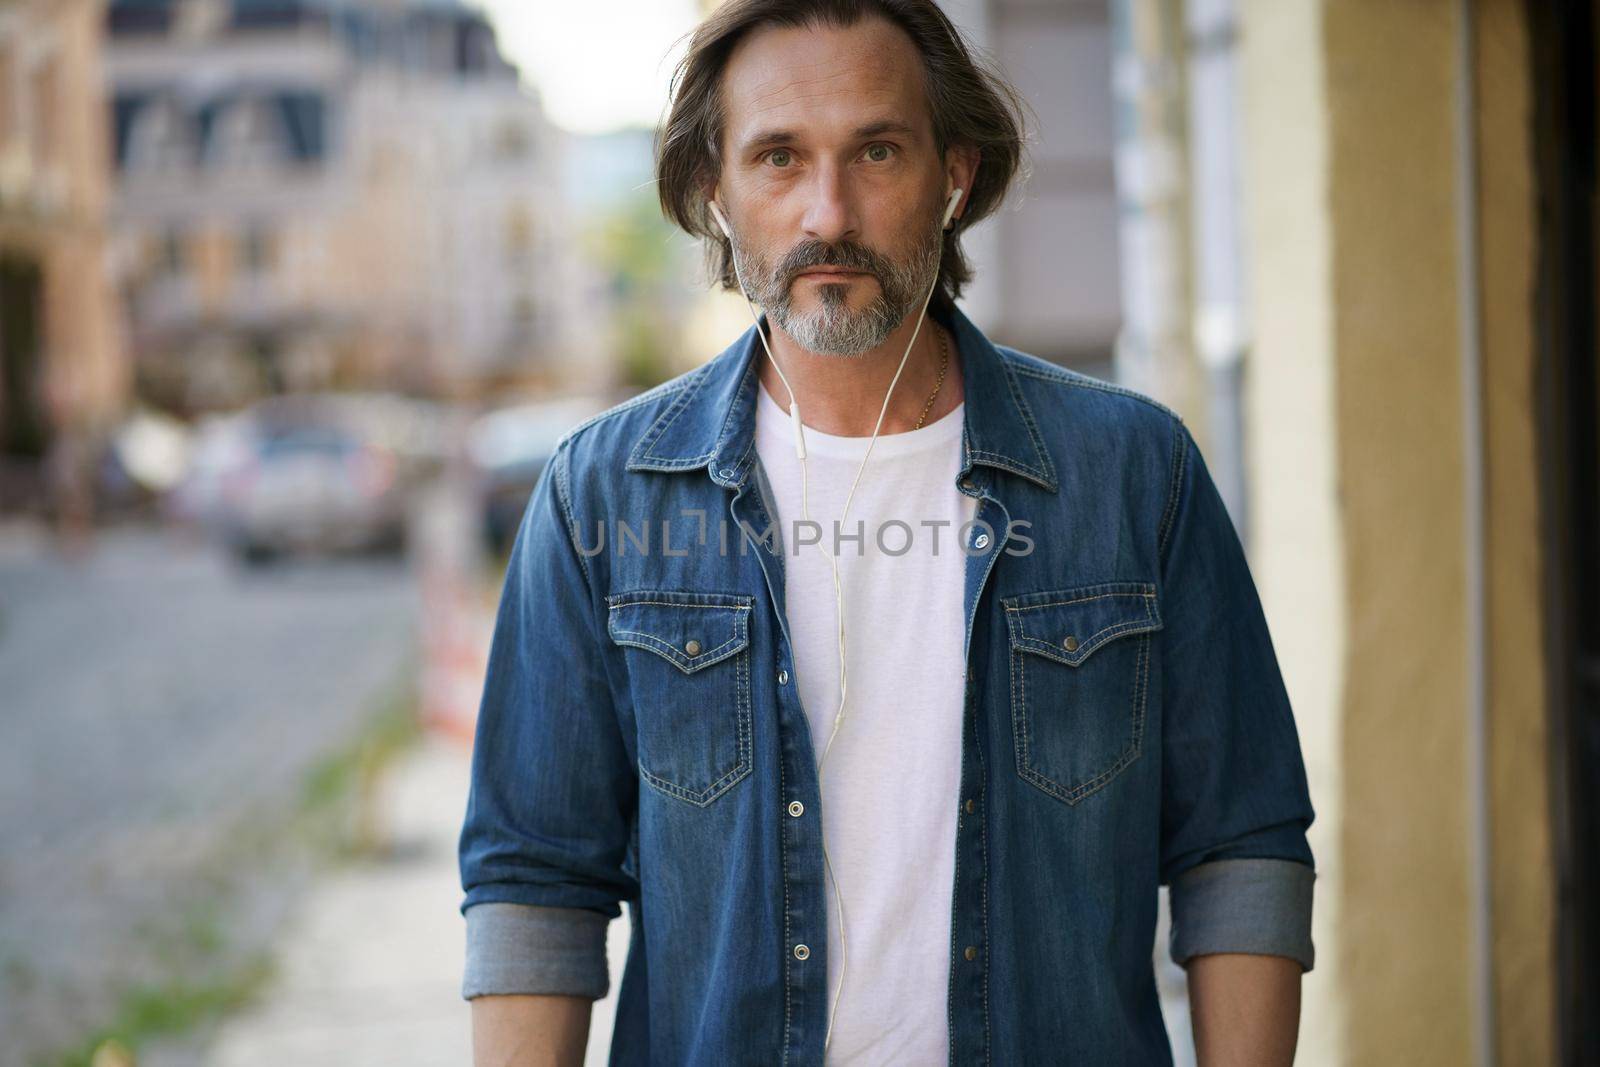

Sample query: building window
[206,97,288,173]
[127,97,196,175]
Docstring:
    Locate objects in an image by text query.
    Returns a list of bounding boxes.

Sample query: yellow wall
[1238,0,1346,1059]
[1474,2,1557,1061]
[1240,1,1555,1062]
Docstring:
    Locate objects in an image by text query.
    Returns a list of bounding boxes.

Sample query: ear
[944,145,981,223]
[703,184,730,240]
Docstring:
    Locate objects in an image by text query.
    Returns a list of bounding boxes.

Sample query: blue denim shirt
[458,300,1317,1066]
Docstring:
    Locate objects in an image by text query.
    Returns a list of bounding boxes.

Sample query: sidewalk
[202,735,473,1066]
[199,731,632,1067]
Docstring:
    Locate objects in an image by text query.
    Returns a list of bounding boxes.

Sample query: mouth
[794,268,869,282]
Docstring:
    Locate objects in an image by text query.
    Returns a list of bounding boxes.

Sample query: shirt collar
[624,300,1059,494]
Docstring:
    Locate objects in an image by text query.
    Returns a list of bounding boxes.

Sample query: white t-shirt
[754,377,978,1066]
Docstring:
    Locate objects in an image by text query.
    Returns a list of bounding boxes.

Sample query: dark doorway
[0,254,48,459]
[1529,0,1600,1064]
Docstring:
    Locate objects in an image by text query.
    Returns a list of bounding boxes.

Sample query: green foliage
[48,959,275,1067]
[581,187,684,391]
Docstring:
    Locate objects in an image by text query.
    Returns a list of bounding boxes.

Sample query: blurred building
[107,0,582,413]
[943,0,1121,381]
[0,0,128,496]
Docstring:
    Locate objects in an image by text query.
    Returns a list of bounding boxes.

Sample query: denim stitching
[978,678,991,1066]
[1003,590,1155,610]
[711,352,761,486]
[635,363,715,466]
[551,446,591,588]
[608,592,753,805]
[999,357,1058,491]
[737,635,750,767]
[1158,423,1188,567]
[1014,619,1032,784]
[638,760,750,806]
[780,722,792,1067]
[607,630,746,672]
[1001,588,1161,667]
[1007,596,1151,805]
[607,600,754,611]
[966,448,1054,491]
[1011,619,1159,666]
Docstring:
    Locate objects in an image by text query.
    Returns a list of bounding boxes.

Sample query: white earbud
[708,198,734,241]
[942,185,964,228]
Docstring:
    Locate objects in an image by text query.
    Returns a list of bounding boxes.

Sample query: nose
[800,161,859,246]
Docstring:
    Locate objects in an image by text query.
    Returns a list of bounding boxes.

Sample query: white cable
[710,189,959,1057]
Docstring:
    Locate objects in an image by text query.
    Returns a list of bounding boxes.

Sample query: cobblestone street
[0,521,421,1065]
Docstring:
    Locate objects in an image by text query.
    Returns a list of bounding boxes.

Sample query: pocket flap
[606,590,753,674]
[1001,581,1162,666]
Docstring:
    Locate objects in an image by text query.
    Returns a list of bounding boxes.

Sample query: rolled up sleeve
[462,903,613,1000]
[457,439,638,1000]
[1155,422,1318,972]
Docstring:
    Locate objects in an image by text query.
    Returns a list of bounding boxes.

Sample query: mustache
[776,239,894,284]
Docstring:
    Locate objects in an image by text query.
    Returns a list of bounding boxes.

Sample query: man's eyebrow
[737,120,921,154]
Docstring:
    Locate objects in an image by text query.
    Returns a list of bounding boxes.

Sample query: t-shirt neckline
[754,377,964,459]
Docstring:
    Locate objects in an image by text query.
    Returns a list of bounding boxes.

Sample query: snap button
[1062,635,1078,652]
[964,945,978,961]
[959,477,976,491]
[973,532,990,550]
[793,943,810,960]
[778,669,789,685]
[964,798,975,814]
[788,800,804,817]
[685,639,702,656]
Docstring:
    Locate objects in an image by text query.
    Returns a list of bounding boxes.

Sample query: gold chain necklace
[913,326,950,430]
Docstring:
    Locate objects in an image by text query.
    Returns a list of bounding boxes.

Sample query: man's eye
[768,150,793,167]
[864,144,893,162]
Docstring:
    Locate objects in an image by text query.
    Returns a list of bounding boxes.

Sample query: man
[459,1,1317,1064]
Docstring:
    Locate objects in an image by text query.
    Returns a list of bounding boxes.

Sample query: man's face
[716,17,949,356]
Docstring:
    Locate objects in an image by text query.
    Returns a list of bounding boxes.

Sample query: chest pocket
[1001,581,1163,806]
[606,590,754,807]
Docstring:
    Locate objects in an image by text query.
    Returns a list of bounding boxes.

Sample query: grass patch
[48,958,274,1067]
[294,671,423,859]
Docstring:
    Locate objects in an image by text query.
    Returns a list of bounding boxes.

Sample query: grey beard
[737,217,945,357]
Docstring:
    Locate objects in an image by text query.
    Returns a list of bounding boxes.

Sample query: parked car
[217,416,408,564]
[466,396,610,556]
[163,411,254,532]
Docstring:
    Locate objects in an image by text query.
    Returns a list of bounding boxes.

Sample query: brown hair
[654,0,1031,306]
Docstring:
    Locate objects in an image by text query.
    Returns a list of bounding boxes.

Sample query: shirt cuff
[462,901,613,1000]
[1168,857,1316,972]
